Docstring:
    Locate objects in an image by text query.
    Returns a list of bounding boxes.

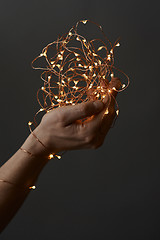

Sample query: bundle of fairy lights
[30,19,129,127]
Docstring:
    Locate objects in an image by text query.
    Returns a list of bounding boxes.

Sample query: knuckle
[80,104,89,117]
[53,111,66,126]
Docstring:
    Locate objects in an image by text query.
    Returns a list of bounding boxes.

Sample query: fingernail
[93,100,104,111]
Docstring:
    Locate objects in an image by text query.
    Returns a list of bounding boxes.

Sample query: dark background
[0,0,160,239]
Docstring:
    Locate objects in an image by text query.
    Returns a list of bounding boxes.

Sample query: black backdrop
[0,0,160,239]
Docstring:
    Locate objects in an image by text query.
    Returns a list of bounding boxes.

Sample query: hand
[23,78,121,156]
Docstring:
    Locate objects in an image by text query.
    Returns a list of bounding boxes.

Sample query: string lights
[28,19,129,160]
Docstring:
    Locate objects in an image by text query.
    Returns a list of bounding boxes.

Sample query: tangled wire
[31,19,129,126]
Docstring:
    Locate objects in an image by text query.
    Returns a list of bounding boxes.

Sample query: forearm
[0,133,49,232]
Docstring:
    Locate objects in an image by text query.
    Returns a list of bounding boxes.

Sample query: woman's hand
[22,78,121,156]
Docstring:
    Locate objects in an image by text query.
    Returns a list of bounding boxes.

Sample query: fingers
[101,77,121,131]
[82,95,110,132]
[53,100,105,126]
[108,77,121,110]
[82,77,122,148]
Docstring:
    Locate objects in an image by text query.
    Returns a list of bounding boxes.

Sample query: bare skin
[0,78,120,233]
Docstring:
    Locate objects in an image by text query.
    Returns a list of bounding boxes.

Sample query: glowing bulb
[88,83,93,89]
[74,80,78,85]
[41,87,45,90]
[48,154,54,159]
[107,55,111,61]
[74,53,79,56]
[112,87,116,90]
[29,186,36,190]
[76,37,80,41]
[57,99,62,102]
[28,121,32,126]
[51,63,55,68]
[58,54,63,60]
[116,110,119,115]
[122,84,126,89]
[83,74,88,79]
[116,42,120,47]
[82,20,88,24]
[39,108,44,112]
[110,73,114,78]
[98,46,104,51]
[105,108,109,114]
[56,155,61,160]
[68,32,72,36]
[108,89,111,93]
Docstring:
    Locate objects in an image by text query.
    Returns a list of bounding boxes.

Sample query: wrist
[21,127,53,160]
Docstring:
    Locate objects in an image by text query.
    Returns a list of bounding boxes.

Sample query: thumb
[55,100,104,126]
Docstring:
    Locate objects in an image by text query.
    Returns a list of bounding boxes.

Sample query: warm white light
[97,46,104,51]
[48,154,54,159]
[107,55,111,61]
[30,185,36,190]
[116,110,119,115]
[105,108,109,114]
[116,42,120,47]
[82,20,88,24]
[110,73,114,78]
